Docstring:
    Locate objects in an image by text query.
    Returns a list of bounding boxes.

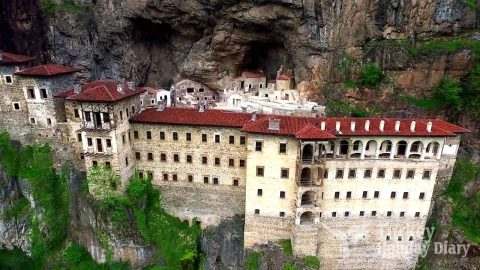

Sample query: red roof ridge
[0,52,35,65]
[15,64,80,77]
[66,80,145,103]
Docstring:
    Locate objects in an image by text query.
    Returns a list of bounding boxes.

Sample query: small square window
[135,152,141,160]
[172,174,178,182]
[374,191,380,199]
[186,155,193,163]
[419,192,425,200]
[214,134,220,143]
[163,173,169,181]
[202,156,208,164]
[362,191,368,199]
[203,176,209,184]
[281,168,289,179]
[30,117,36,124]
[240,136,246,145]
[202,134,207,142]
[422,170,431,180]
[188,175,193,182]
[406,169,415,179]
[364,169,372,178]
[255,141,263,151]
[139,172,146,179]
[256,166,264,177]
[40,88,48,99]
[106,139,112,148]
[146,131,152,139]
[229,136,235,144]
[359,211,365,217]
[391,192,396,199]
[344,211,349,217]
[87,137,93,146]
[415,212,420,217]
[13,103,20,111]
[160,131,165,140]
[336,169,344,179]
[160,153,167,162]
[371,211,377,217]
[387,211,392,217]
[92,160,98,167]
[186,133,192,141]
[279,191,285,199]
[229,158,234,167]
[174,154,180,162]
[393,169,402,179]
[377,169,386,178]
[213,177,219,185]
[279,211,285,217]
[279,143,287,154]
[5,75,12,84]
[400,211,405,217]
[239,160,246,167]
[348,169,356,179]
[147,171,153,180]
[254,209,260,215]
[403,192,409,199]
[74,109,80,118]
[214,157,220,166]
[334,192,340,199]
[257,189,263,196]
[332,212,337,217]
[148,153,154,161]
[233,179,239,186]
[386,236,391,241]
[105,162,111,169]
[346,191,352,199]
[27,88,35,99]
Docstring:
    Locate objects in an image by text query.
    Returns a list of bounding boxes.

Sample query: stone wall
[244,215,293,248]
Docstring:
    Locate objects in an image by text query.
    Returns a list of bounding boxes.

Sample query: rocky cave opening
[240,41,294,81]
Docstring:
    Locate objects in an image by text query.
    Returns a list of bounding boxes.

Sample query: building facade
[0,51,470,270]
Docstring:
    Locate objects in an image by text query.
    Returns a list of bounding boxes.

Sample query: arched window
[300,168,311,185]
[300,211,314,225]
[301,191,316,206]
[302,144,314,162]
[365,140,377,157]
[426,142,440,156]
[350,140,363,158]
[339,140,349,156]
[380,140,392,152]
[396,141,407,157]
[410,141,423,153]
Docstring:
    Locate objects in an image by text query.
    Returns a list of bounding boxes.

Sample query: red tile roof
[276,74,292,80]
[0,52,34,65]
[65,80,145,103]
[131,107,469,139]
[241,70,265,79]
[15,64,79,77]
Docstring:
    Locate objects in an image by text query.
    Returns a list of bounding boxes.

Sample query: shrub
[358,63,384,88]
[87,165,121,199]
[279,239,293,256]
[282,262,298,270]
[245,251,262,270]
[303,256,321,269]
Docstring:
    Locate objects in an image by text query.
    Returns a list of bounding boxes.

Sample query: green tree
[462,64,480,118]
[358,63,384,88]
[87,166,121,199]
[431,77,462,111]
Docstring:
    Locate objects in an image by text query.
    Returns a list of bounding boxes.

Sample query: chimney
[426,121,432,133]
[320,121,326,131]
[117,83,124,93]
[251,111,257,122]
[365,120,370,131]
[127,81,135,90]
[73,84,81,94]
[410,120,416,132]
[350,121,356,132]
[268,119,280,131]
[395,120,400,132]
[335,121,341,132]
[379,120,385,132]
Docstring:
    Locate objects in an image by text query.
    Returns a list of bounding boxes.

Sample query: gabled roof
[65,80,145,103]
[15,64,79,77]
[0,52,35,65]
[130,107,469,139]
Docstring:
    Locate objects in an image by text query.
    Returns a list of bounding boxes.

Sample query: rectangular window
[387,211,392,217]
[359,211,365,217]
[146,131,152,139]
[105,162,111,169]
[364,169,372,178]
[148,153,154,161]
[134,130,139,139]
[415,212,420,218]
[173,132,178,141]
[229,158,234,167]
[214,134,220,143]
[172,174,178,181]
[377,169,385,178]
[391,192,396,199]
[254,209,260,215]
[332,212,337,217]
[279,143,287,154]
[135,152,141,160]
[214,157,220,166]
[400,211,405,217]
[147,171,153,180]
[371,211,377,217]
[256,166,264,177]
[233,179,239,186]
[160,153,167,162]
[374,191,380,198]
[422,170,431,179]
[103,113,110,123]
[202,156,208,164]
[229,136,235,144]
[240,136,246,145]
[407,169,415,179]
[203,176,209,184]
[40,88,48,99]
[202,134,207,142]
[255,141,263,152]
[125,157,129,166]
[213,177,219,185]
[281,168,289,179]
[122,134,126,145]
[27,88,35,99]
[188,175,194,182]
[346,191,352,199]
[120,111,123,121]
[106,139,111,148]
[74,109,79,118]
[77,133,82,142]
[335,169,344,179]
[5,75,12,84]
[84,112,91,122]
[279,212,285,217]
[362,191,368,199]
[186,133,192,141]
[419,192,425,200]
[403,192,409,199]
[280,191,285,199]
[334,192,340,199]
[239,159,246,167]
[87,137,93,146]
[393,169,402,179]
[12,102,20,111]
[174,154,180,162]
[163,173,169,181]
[344,211,350,217]
[348,169,356,179]
[186,155,192,163]
[92,160,98,167]
[160,131,165,140]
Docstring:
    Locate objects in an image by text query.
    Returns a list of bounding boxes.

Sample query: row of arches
[301,140,441,162]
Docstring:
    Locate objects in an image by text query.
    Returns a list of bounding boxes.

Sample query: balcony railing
[82,121,112,130]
